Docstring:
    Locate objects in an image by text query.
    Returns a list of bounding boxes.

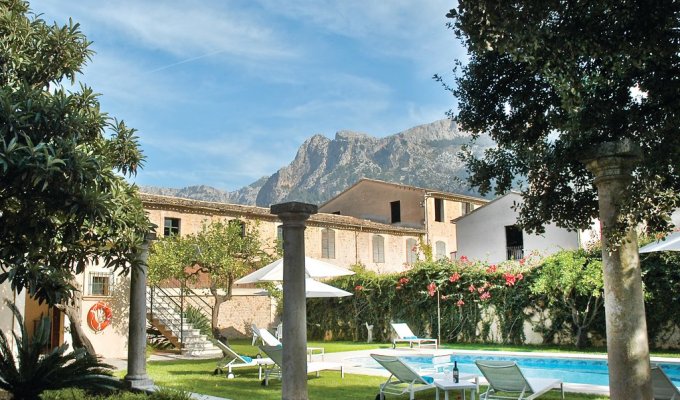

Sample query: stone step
[183,348,223,357]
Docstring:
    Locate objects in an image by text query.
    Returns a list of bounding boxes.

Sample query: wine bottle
[452,361,459,383]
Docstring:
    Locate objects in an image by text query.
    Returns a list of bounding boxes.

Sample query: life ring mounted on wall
[87,301,113,333]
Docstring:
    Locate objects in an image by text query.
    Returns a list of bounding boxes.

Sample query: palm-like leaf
[0,301,120,399]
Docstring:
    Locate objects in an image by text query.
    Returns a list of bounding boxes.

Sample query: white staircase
[146,288,223,358]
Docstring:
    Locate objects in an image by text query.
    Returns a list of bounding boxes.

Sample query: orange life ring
[87,301,113,332]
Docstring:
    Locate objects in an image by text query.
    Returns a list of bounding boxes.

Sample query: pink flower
[441,295,449,300]
[519,258,526,265]
[460,255,469,263]
[477,286,485,294]
[503,272,517,287]
[468,284,476,293]
[480,291,491,300]
[456,299,465,307]
[355,285,364,292]
[427,282,437,297]
[485,264,497,274]
[516,273,524,281]
[449,272,461,283]
[398,277,410,285]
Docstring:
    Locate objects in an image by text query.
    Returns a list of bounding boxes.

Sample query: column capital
[271,202,318,225]
[580,140,641,186]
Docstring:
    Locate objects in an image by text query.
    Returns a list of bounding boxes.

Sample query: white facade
[454,192,599,263]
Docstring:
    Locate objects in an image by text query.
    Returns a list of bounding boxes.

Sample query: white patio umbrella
[255,278,352,298]
[639,231,680,253]
[234,256,354,284]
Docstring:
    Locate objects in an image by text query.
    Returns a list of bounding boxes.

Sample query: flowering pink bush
[449,272,461,282]
[427,282,437,297]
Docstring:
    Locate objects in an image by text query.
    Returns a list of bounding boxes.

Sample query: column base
[123,374,154,391]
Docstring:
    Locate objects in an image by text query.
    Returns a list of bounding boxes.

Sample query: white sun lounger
[391,322,438,349]
[371,354,437,400]
[652,365,680,400]
[259,345,344,386]
[212,339,274,379]
[253,326,324,361]
[475,360,564,400]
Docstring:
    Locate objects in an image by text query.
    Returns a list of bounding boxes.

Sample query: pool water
[347,353,680,388]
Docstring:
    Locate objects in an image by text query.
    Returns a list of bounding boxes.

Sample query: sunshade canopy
[234,256,354,284]
[639,231,680,253]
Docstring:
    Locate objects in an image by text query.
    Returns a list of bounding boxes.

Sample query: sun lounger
[212,339,273,379]
[391,322,438,349]
[371,354,437,400]
[652,365,680,400]
[475,360,564,400]
[254,325,324,361]
[259,345,344,386]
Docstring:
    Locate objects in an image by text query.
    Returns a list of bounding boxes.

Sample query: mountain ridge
[140,119,495,206]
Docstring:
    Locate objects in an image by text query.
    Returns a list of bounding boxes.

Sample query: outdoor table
[433,373,478,400]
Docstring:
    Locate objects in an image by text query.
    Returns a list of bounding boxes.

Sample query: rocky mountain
[141,119,496,206]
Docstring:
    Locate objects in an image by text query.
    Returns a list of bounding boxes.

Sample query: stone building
[0,180,488,358]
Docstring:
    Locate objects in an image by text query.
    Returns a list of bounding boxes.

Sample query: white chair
[212,339,273,379]
[391,322,438,349]
[652,365,680,400]
[259,345,343,386]
[475,360,564,400]
[371,354,436,400]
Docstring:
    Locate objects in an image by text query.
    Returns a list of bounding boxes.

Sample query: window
[505,225,524,260]
[372,235,385,263]
[434,198,445,222]
[435,241,447,260]
[276,225,284,242]
[461,202,473,215]
[406,238,418,264]
[163,217,180,237]
[229,219,246,237]
[88,272,114,296]
[321,228,336,259]
[390,201,401,223]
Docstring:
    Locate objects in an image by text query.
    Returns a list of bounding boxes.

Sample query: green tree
[0,0,150,354]
[445,2,679,396]
[148,220,271,337]
[445,3,679,236]
[531,249,604,349]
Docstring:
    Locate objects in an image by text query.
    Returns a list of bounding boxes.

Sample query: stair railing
[147,281,216,349]
[146,285,186,348]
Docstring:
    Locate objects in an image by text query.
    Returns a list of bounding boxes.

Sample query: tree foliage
[444,0,680,237]
[148,220,272,336]
[531,249,604,348]
[0,0,150,305]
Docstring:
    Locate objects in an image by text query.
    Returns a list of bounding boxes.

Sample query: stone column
[271,202,317,400]
[124,231,156,390]
[582,140,652,400]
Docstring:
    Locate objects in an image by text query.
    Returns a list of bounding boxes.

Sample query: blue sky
[32,1,467,192]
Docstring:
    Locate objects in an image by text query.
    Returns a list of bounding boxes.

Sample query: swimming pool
[346,353,680,388]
